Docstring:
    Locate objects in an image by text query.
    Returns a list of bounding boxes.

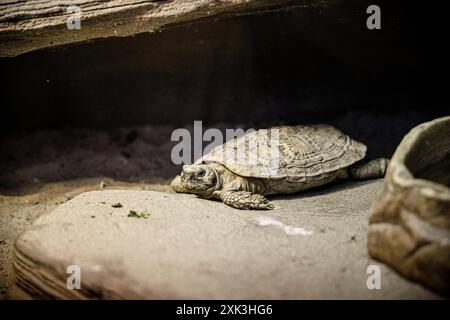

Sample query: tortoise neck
[209,162,267,195]
[209,162,236,189]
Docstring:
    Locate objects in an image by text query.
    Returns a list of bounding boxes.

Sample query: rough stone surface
[368,116,450,295]
[0,0,309,57]
[10,182,438,299]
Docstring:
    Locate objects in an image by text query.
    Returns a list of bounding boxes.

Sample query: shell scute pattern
[197,125,366,179]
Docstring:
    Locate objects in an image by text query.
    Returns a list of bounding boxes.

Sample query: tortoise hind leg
[349,158,389,180]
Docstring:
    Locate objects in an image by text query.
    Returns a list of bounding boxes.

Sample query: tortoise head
[180,164,219,197]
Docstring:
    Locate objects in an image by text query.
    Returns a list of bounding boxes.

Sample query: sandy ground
[10,185,438,299]
[0,120,442,299]
[0,179,176,298]
[0,125,181,298]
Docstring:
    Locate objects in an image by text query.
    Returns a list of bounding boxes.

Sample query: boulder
[0,0,311,57]
[368,116,450,295]
[10,182,437,299]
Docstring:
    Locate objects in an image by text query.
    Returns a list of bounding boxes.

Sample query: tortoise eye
[197,170,206,177]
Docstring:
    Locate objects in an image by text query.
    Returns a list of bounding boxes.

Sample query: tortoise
[171,125,389,210]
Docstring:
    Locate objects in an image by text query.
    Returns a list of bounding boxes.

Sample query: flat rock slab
[0,0,304,57]
[11,181,437,299]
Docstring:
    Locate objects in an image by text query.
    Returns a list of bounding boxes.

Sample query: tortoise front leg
[220,191,274,210]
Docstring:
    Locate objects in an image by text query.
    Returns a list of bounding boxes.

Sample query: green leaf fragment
[128,210,150,219]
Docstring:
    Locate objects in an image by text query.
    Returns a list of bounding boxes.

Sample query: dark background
[0,0,448,183]
[1,1,448,129]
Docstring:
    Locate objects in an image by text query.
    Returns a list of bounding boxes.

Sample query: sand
[9,184,439,299]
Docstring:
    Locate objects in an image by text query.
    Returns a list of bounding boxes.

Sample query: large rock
[10,183,437,299]
[368,116,450,295]
[0,0,309,57]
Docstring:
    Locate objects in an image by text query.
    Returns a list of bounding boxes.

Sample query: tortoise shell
[196,125,367,179]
